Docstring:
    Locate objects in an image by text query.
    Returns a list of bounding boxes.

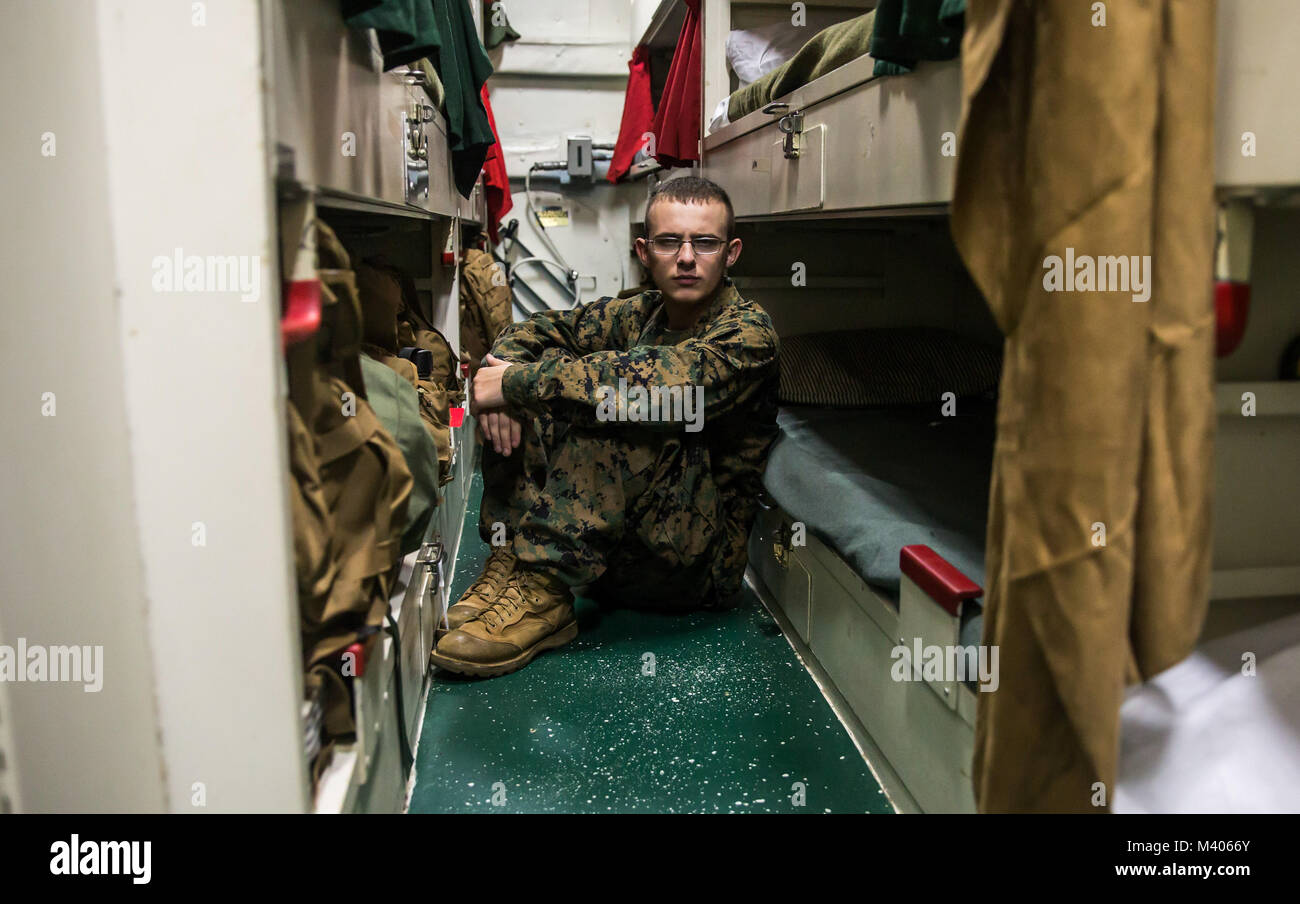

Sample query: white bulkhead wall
[92,0,305,812]
[486,0,650,310]
[2,0,170,814]
[0,0,305,812]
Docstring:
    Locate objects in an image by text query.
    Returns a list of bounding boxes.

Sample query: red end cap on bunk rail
[344,641,366,678]
[900,545,983,616]
[1215,280,1251,358]
[281,279,322,350]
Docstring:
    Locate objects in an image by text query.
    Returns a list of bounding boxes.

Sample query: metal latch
[772,524,790,569]
[403,101,433,202]
[417,540,445,595]
[763,102,804,159]
[417,539,447,626]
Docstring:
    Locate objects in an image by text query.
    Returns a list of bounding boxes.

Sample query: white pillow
[725,11,849,86]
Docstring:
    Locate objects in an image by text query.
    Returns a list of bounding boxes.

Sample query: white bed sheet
[710,12,856,135]
[1115,610,1300,813]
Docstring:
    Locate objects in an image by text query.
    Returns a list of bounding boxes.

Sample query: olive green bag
[356,257,466,487]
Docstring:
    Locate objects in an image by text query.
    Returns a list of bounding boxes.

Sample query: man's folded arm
[500,312,778,431]
[489,296,625,365]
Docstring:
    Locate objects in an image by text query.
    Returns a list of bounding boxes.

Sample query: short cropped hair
[645,176,735,241]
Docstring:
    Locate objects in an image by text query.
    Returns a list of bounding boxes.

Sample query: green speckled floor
[409,469,892,814]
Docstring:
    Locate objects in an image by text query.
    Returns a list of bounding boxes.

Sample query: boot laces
[467,547,513,596]
[478,576,528,630]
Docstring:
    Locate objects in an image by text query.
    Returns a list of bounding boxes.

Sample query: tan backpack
[396,321,465,487]
[354,257,466,486]
[458,247,512,378]
[283,215,413,779]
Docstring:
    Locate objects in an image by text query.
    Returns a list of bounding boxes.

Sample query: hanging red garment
[607,45,656,183]
[650,0,702,169]
[479,83,513,244]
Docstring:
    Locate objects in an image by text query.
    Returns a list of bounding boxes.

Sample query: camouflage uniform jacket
[494,281,781,600]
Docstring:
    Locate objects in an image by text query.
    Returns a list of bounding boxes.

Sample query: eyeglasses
[648,236,725,256]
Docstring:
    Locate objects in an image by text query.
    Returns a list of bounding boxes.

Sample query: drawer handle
[761,102,790,115]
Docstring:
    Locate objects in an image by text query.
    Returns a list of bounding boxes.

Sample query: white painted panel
[0,0,168,814]
[505,0,631,43]
[493,0,632,76]
[632,0,662,44]
[490,78,629,173]
[1215,0,1300,189]
[770,123,825,213]
[495,40,630,76]
[96,0,305,812]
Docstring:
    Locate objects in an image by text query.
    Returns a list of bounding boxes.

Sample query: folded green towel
[342,0,440,70]
[869,0,966,77]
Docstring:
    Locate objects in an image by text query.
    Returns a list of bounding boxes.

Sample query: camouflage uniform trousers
[479,410,735,612]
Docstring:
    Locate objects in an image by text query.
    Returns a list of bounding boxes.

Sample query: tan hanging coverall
[949,0,1218,812]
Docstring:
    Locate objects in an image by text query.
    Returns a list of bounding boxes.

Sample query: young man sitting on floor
[431,176,781,678]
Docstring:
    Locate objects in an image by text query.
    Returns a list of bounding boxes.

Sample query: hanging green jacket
[431,0,496,198]
[341,1,496,198]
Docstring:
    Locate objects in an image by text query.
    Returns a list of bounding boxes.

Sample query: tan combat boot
[431,568,578,678]
[440,545,517,637]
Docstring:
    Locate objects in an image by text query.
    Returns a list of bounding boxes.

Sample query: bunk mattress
[761,403,995,638]
[723,11,877,125]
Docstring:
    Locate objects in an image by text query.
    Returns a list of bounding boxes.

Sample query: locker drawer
[703,59,961,218]
[268,0,459,215]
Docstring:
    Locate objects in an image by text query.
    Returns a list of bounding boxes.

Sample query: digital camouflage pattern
[480,281,780,609]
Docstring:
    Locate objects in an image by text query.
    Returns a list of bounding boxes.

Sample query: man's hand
[478,409,522,457]
[471,353,514,412]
